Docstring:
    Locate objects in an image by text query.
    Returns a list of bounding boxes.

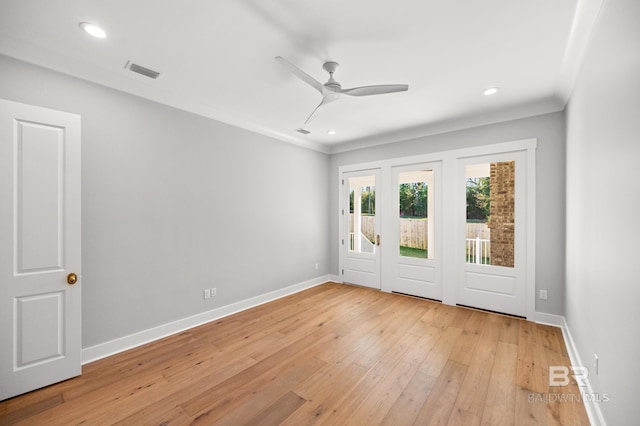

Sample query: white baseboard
[534,311,565,327]
[561,318,607,426]
[81,275,330,364]
[534,312,606,425]
[329,274,340,283]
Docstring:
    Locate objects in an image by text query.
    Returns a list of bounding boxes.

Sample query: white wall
[565,0,640,423]
[0,55,330,348]
[330,112,567,315]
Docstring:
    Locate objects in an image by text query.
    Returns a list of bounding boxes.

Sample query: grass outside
[400,246,427,259]
[466,256,491,265]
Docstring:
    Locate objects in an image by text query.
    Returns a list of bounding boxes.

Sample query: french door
[339,140,535,319]
[456,151,528,317]
[383,162,442,300]
[340,169,381,289]
[0,99,82,400]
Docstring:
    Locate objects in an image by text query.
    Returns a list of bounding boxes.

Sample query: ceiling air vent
[125,61,161,79]
[295,128,310,135]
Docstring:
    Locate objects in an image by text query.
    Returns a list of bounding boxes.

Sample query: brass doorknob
[67,273,78,285]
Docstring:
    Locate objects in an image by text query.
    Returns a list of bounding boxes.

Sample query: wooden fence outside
[466,222,490,239]
[351,215,489,249]
[350,214,376,244]
[399,219,428,249]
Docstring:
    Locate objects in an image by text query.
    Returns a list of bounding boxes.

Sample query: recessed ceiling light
[79,22,106,39]
[483,87,500,96]
[327,130,337,135]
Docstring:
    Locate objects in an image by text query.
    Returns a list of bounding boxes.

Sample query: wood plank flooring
[0,282,590,425]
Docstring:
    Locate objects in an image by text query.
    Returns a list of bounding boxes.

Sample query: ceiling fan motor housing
[322,61,341,90]
[322,61,339,74]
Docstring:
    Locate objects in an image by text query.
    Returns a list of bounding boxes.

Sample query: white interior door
[0,99,81,400]
[456,151,527,317]
[340,169,381,289]
[384,162,442,300]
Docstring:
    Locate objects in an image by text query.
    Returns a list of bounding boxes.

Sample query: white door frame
[338,138,536,320]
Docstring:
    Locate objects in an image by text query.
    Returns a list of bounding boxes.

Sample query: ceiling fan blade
[340,84,409,96]
[275,56,323,94]
[303,93,342,124]
[304,98,325,124]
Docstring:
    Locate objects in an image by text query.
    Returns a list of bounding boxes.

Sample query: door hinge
[341,209,344,215]
[341,239,344,245]
[341,269,344,275]
[341,179,344,185]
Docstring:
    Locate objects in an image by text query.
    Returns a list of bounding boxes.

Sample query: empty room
[0,0,638,424]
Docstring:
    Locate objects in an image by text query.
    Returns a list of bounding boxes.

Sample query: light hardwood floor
[0,282,590,425]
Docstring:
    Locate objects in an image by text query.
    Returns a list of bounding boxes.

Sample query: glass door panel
[465,161,515,267]
[348,175,377,254]
[398,170,434,259]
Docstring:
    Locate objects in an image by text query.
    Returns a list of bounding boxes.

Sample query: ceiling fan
[275,56,409,124]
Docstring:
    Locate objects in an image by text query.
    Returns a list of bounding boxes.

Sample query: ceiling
[0,0,601,153]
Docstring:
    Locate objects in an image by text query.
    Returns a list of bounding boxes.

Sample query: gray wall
[565,0,640,423]
[0,55,330,348]
[329,112,567,315]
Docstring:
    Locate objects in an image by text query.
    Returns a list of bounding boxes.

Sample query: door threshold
[456,304,525,319]
[392,291,442,303]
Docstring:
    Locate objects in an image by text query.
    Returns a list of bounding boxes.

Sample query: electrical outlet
[594,353,599,375]
[315,263,319,270]
[211,287,216,297]
[539,289,548,300]
[203,288,211,299]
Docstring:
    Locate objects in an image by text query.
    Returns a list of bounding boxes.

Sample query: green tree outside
[466,177,490,221]
[349,187,376,215]
[399,182,428,217]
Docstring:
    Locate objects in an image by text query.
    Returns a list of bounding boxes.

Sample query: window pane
[465,161,515,267]
[348,175,376,254]
[399,170,433,259]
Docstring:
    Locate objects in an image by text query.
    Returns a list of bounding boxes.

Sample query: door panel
[341,169,380,289]
[465,271,515,294]
[385,163,442,300]
[347,257,377,274]
[398,263,435,282]
[16,292,65,367]
[17,121,65,272]
[0,99,81,400]
[457,152,526,316]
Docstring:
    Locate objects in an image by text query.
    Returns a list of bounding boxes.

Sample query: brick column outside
[488,161,515,267]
